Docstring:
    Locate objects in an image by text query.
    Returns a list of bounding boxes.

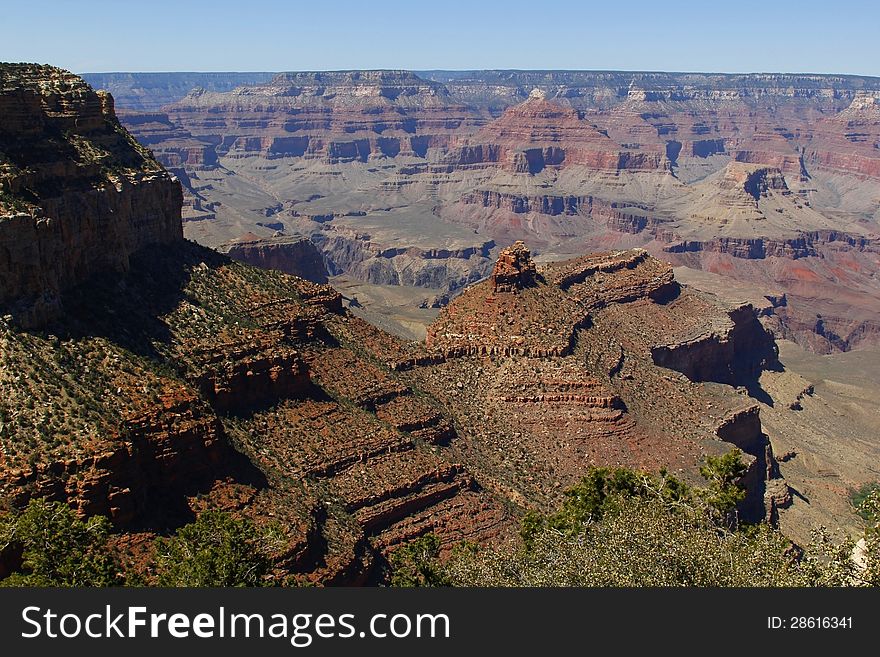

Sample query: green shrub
[849,482,880,520]
[699,449,748,518]
[521,466,691,547]
[856,490,880,586]
[389,533,449,587]
[0,499,119,586]
[154,511,269,587]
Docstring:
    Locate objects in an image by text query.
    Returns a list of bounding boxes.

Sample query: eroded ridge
[404,243,785,522]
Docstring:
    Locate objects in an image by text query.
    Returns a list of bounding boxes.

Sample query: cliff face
[0,64,183,327]
[163,70,482,163]
[651,303,779,385]
[445,93,668,174]
[220,235,329,283]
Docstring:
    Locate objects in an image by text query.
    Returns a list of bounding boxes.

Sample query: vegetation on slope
[391,456,880,588]
[850,481,880,520]
[154,511,270,587]
[0,241,308,472]
[0,500,274,587]
[0,498,119,586]
[2,453,878,587]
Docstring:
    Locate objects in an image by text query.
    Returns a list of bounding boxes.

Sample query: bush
[849,482,880,520]
[699,449,748,520]
[521,466,690,547]
[397,455,880,588]
[389,534,449,587]
[853,489,880,586]
[154,511,269,587]
[447,496,817,587]
[0,499,119,586]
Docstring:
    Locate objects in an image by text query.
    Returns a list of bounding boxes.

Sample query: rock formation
[491,240,538,292]
[0,64,183,327]
[444,93,667,173]
[219,234,329,283]
[411,243,785,521]
[0,67,514,583]
[163,71,480,163]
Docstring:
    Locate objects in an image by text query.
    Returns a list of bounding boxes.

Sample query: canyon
[4,65,862,583]
[85,69,880,353]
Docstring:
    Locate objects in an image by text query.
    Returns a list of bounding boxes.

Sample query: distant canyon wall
[91,69,880,352]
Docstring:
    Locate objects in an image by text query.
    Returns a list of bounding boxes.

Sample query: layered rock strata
[409,244,784,520]
[0,67,512,583]
[95,71,880,354]
[0,64,182,327]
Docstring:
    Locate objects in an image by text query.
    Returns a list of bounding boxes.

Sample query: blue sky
[1,0,878,76]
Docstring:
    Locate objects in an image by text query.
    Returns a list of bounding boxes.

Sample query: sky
[1,0,878,76]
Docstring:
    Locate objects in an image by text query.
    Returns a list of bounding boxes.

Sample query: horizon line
[73,67,880,80]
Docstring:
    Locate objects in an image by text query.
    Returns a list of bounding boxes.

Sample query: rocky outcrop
[549,248,678,303]
[740,167,792,201]
[0,64,183,327]
[651,303,779,384]
[406,244,787,517]
[714,406,784,523]
[491,240,538,292]
[1,390,242,528]
[191,344,311,414]
[220,235,329,283]
[427,247,727,366]
[445,94,668,173]
[426,249,586,359]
